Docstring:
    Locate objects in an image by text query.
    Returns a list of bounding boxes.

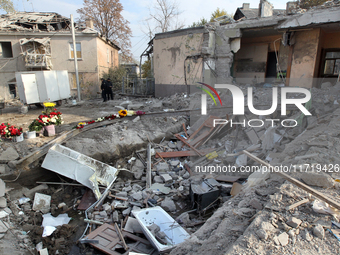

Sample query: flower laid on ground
[0,123,23,139]
[118,109,127,117]
[73,110,145,129]
[136,111,146,116]
[36,106,63,126]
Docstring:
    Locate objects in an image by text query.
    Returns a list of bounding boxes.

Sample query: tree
[210,8,231,22]
[298,0,327,8]
[145,0,184,37]
[141,59,152,78]
[190,17,208,28]
[0,0,15,13]
[77,0,132,61]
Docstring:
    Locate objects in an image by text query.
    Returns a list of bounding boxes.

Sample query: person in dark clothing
[100,78,107,102]
[106,78,114,100]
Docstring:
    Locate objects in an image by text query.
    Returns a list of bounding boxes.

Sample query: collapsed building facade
[0,12,120,100]
[153,0,340,97]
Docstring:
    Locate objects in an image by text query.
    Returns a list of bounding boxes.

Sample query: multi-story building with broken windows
[0,12,120,100]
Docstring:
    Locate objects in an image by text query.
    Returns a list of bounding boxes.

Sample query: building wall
[154,33,203,97]
[289,29,320,88]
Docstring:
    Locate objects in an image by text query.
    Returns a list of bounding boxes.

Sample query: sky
[9,0,287,61]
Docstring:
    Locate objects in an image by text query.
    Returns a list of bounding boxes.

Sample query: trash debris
[41,213,71,237]
[32,193,51,213]
[42,144,119,199]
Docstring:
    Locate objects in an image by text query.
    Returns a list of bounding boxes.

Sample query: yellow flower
[118,109,127,117]
[43,102,56,107]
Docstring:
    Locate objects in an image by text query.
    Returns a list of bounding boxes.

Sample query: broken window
[0,42,13,58]
[19,38,52,69]
[70,43,82,59]
[322,50,340,76]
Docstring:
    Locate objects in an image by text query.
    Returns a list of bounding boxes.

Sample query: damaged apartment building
[0,12,120,100]
[153,0,340,97]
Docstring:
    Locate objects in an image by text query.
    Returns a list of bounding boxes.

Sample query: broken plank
[155,148,214,158]
[286,198,309,211]
[175,134,203,156]
[243,150,340,211]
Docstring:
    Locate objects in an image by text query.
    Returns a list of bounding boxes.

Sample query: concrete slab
[0,147,19,161]
[0,197,7,208]
[0,179,5,197]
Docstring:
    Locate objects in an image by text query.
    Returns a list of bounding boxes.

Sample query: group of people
[100,78,114,102]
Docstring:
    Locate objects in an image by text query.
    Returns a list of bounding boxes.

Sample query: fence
[121,77,155,96]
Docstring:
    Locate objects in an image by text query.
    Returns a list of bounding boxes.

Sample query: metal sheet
[42,144,119,199]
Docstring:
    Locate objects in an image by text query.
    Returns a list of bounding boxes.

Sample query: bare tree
[148,0,184,36]
[0,0,15,13]
[77,0,132,61]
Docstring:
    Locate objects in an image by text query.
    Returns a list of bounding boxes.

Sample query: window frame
[0,41,13,59]
[320,48,340,77]
[69,42,82,60]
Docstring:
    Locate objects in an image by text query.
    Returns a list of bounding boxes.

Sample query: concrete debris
[0,197,7,208]
[278,232,289,246]
[249,198,263,210]
[0,147,19,161]
[301,229,313,241]
[161,197,176,212]
[0,179,5,197]
[301,172,334,188]
[286,217,302,228]
[313,224,325,239]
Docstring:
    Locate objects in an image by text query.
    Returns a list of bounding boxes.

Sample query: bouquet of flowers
[28,119,44,132]
[0,123,23,139]
[37,103,64,126]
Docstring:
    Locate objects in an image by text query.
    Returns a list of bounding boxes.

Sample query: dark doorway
[8,84,16,98]
[266,51,277,79]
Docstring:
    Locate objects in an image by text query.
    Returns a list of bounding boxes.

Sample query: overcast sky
[10,0,287,61]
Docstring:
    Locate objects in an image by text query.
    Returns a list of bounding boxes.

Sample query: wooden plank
[286,198,309,211]
[155,148,214,158]
[243,150,340,210]
[175,134,203,156]
[147,143,152,188]
[8,119,117,170]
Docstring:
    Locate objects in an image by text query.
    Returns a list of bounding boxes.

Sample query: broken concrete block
[24,184,49,200]
[176,212,190,225]
[245,129,260,145]
[0,165,6,174]
[132,184,143,192]
[0,210,9,218]
[122,207,131,217]
[168,141,177,149]
[0,147,19,161]
[127,104,144,110]
[116,191,128,197]
[153,176,164,183]
[119,101,131,108]
[249,198,263,210]
[132,116,140,123]
[124,217,143,234]
[278,232,289,246]
[0,179,5,197]
[112,210,119,222]
[156,162,169,172]
[170,160,180,167]
[134,170,143,180]
[235,154,247,167]
[148,223,160,234]
[161,197,176,212]
[301,229,313,241]
[286,217,302,228]
[301,172,334,188]
[0,220,8,233]
[256,229,268,240]
[131,192,143,201]
[0,197,7,208]
[313,224,325,239]
[160,174,172,183]
[99,211,107,217]
[182,172,190,179]
[122,186,132,192]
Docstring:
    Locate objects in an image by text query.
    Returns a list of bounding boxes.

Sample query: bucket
[72,100,77,106]
[26,131,36,139]
[44,125,55,137]
[14,133,24,142]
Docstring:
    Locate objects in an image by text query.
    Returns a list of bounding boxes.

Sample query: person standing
[101,78,107,102]
[106,78,114,100]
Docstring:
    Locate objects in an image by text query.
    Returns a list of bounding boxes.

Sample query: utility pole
[71,14,81,101]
